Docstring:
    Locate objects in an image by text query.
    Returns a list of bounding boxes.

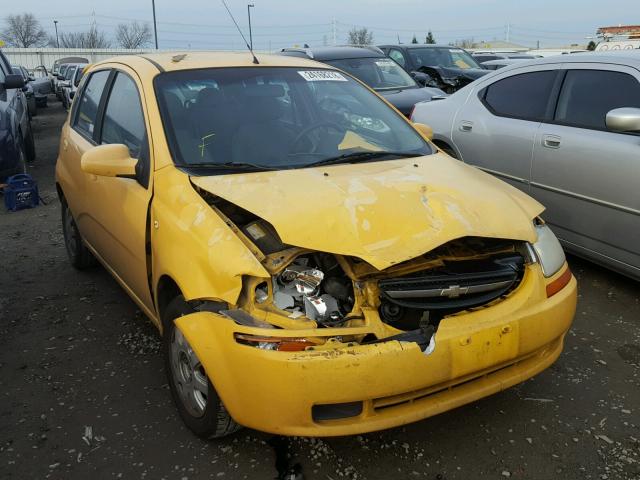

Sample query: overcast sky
[11,0,639,50]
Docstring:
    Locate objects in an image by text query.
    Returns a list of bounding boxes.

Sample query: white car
[60,63,88,110]
[61,64,85,111]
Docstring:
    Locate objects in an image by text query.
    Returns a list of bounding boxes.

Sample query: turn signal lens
[234,333,316,352]
[546,267,572,298]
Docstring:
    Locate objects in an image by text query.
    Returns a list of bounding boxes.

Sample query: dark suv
[379,44,490,93]
[0,49,35,180]
[279,46,446,117]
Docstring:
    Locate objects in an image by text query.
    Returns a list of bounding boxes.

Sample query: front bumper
[176,264,577,436]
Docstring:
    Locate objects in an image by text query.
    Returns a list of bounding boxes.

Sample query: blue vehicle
[0,49,35,180]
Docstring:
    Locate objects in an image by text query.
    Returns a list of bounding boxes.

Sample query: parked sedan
[56,52,576,438]
[0,50,35,179]
[379,44,490,93]
[411,51,640,280]
[279,46,446,117]
[12,65,36,117]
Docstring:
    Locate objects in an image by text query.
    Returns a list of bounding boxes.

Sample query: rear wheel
[163,296,240,439]
[24,123,36,162]
[61,200,96,269]
[14,133,28,175]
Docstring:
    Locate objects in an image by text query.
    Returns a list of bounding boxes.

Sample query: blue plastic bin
[3,174,39,211]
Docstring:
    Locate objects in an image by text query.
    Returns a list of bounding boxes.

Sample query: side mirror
[57,74,65,80]
[3,74,25,90]
[28,76,35,82]
[413,122,434,141]
[81,144,138,178]
[605,107,640,133]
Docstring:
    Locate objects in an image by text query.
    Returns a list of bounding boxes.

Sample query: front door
[70,66,155,312]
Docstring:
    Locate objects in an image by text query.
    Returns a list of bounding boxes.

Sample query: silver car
[412,52,640,280]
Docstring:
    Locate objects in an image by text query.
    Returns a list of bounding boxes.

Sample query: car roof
[91,51,328,73]
[492,50,640,74]
[379,44,465,50]
[280,46,385,61]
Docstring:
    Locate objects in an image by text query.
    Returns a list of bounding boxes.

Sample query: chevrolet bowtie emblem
[440,285,469,298]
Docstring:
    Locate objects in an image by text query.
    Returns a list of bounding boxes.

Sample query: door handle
[459,121,473,132]
[543,134,561,149]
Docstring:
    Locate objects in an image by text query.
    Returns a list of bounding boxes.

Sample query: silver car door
[452,66,561,192]
[531,63,640,278]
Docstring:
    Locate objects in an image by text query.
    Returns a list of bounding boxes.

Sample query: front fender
[151,167,269,305]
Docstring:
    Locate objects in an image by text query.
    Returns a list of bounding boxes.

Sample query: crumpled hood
[191,155,544,270]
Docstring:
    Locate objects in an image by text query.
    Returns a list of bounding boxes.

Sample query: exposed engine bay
[199,189,528,337]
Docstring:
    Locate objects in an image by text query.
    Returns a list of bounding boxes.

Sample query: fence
[3,48,154,70]
[3,47,272,71]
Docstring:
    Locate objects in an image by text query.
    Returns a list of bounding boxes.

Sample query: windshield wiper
[175,162,278,172]
[306,151,422,168]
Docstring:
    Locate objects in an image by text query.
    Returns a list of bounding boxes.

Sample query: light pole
[151,0,158,49]
[53,20,59,48]
[247,4,254,50]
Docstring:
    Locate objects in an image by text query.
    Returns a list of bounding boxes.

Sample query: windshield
[324,57,416,90]
[409,47,482,70]
[59,64,68,76]
[155,67,432,172]
[65,66,77,80]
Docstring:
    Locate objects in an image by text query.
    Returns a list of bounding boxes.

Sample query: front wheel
[163,296,240,439]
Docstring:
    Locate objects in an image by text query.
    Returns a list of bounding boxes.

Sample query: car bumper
[176,263,576,436]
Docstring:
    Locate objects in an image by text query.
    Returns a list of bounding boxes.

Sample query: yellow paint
[55,52,576,437]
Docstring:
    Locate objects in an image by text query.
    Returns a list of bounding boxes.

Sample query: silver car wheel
[170,327,209,418]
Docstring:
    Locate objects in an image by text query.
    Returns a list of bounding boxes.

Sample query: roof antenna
[221,0,259,64]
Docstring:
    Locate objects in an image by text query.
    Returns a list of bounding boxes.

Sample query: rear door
[451,66,561,191]
[531,64,640,276]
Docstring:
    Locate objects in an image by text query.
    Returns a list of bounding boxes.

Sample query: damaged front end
[417,66,489,94]
[197,187,532,356]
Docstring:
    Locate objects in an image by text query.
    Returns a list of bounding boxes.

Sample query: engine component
[272,254,354,324]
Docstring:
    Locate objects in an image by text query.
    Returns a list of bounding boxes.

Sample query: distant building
[597,25,640,39]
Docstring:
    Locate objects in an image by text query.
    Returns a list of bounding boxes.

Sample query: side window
[482,70,557,121]
[555,70,640,130]
[74,70,110,139]
[100,73,146,159]
[388,49,406,68]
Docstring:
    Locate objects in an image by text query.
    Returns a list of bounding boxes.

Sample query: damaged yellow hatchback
[55,52,577,438]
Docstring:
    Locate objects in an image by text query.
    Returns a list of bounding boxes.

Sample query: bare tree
[1,13,48,47]
[347,27,373,46]
[115,21,152,49]
[59,25,111,48]
[454,38,475,49]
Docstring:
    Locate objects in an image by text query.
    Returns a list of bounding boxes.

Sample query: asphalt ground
[1,97,639,480]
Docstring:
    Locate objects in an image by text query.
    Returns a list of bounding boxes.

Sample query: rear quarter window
[481,70,558,121]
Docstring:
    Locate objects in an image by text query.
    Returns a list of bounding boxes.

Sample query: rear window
[482,71,557,121]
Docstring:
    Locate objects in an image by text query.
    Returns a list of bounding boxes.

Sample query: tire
[61,200,97,269]
[24,123,36,162]
[438,144,458,159]
[14,133,28,176]
[163,296,241,439]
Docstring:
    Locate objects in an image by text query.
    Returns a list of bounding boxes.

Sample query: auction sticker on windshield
[298,70,348,81]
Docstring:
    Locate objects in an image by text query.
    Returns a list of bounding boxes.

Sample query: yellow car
[55,52,577,438]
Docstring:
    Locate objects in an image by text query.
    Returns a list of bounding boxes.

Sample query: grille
[378,254,524,311]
